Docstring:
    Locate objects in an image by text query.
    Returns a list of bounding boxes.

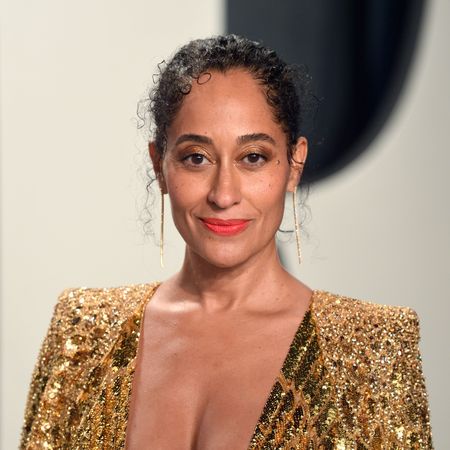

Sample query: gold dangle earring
[160,187,165,268]
[292,187,302,265]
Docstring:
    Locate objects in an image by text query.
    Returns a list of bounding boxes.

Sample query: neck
[173,239,293,312]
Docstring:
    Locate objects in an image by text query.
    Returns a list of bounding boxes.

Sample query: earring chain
[293,188,302,264]
[160,189,164,268]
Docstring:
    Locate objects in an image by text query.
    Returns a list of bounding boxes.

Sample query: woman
[21,35,432,449]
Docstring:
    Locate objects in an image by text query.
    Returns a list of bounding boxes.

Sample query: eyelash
[181,151,268,168]
[241,152,267,166]
[181,152,210,166]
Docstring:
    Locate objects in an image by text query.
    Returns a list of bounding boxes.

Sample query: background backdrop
[2,0,449,448]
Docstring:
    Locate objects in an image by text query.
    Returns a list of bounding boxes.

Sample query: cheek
[168,183,198,212]
[164,169,207,214]
[246,170,289,210]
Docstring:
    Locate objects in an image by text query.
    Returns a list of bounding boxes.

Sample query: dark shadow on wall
[227,0,427,183]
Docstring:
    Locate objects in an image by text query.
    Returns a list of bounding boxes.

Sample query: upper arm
[389,308,433,448]
[20,289,71,449]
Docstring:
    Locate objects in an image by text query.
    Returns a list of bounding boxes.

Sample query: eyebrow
[175,134,213,146]
[174,132,276,147]
[237,133,276,146]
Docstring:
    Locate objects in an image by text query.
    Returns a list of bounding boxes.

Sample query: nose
[207,162,241,209]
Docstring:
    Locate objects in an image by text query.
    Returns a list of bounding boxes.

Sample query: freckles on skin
[160,70,295,268]
[166,72,287,153]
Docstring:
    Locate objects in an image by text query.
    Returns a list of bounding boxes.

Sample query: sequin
[20,287,433,449]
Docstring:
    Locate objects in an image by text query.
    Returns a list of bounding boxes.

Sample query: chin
[191,244,254,270]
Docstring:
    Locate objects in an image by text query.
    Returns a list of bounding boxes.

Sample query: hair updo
[144,34,310,161]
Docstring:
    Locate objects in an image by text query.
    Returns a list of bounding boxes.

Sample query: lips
[200,218,251,236]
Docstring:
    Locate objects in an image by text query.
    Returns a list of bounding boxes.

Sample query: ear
[287,136,308,192]
[149,142,168,194]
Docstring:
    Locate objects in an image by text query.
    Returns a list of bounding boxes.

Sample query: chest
[125,309,301,450]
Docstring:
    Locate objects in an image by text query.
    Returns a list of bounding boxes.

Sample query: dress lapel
[76,283,159,449]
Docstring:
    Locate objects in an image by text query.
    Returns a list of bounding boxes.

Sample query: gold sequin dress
[20,284,433,449]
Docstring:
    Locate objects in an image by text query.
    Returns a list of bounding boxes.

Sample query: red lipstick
[200,218,251,236]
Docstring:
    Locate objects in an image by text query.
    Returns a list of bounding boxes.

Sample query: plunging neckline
[126,284,316,449]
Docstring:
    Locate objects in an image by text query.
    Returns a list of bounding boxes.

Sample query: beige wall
[1,0,448,448]
[0,0,224,447]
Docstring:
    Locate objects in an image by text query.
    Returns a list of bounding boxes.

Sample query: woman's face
[153,69,307,269]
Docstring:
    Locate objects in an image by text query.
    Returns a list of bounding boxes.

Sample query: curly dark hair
[146,34,310,161]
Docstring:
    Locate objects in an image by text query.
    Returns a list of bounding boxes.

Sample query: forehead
[168,69,285,144]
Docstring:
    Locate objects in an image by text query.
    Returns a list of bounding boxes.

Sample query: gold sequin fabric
[20,284,158,450]
[20,287,433,449]
[248,293,433,449]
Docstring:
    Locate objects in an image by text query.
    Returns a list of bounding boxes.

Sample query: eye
[242,152,267,165]
[182,153,209,166]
